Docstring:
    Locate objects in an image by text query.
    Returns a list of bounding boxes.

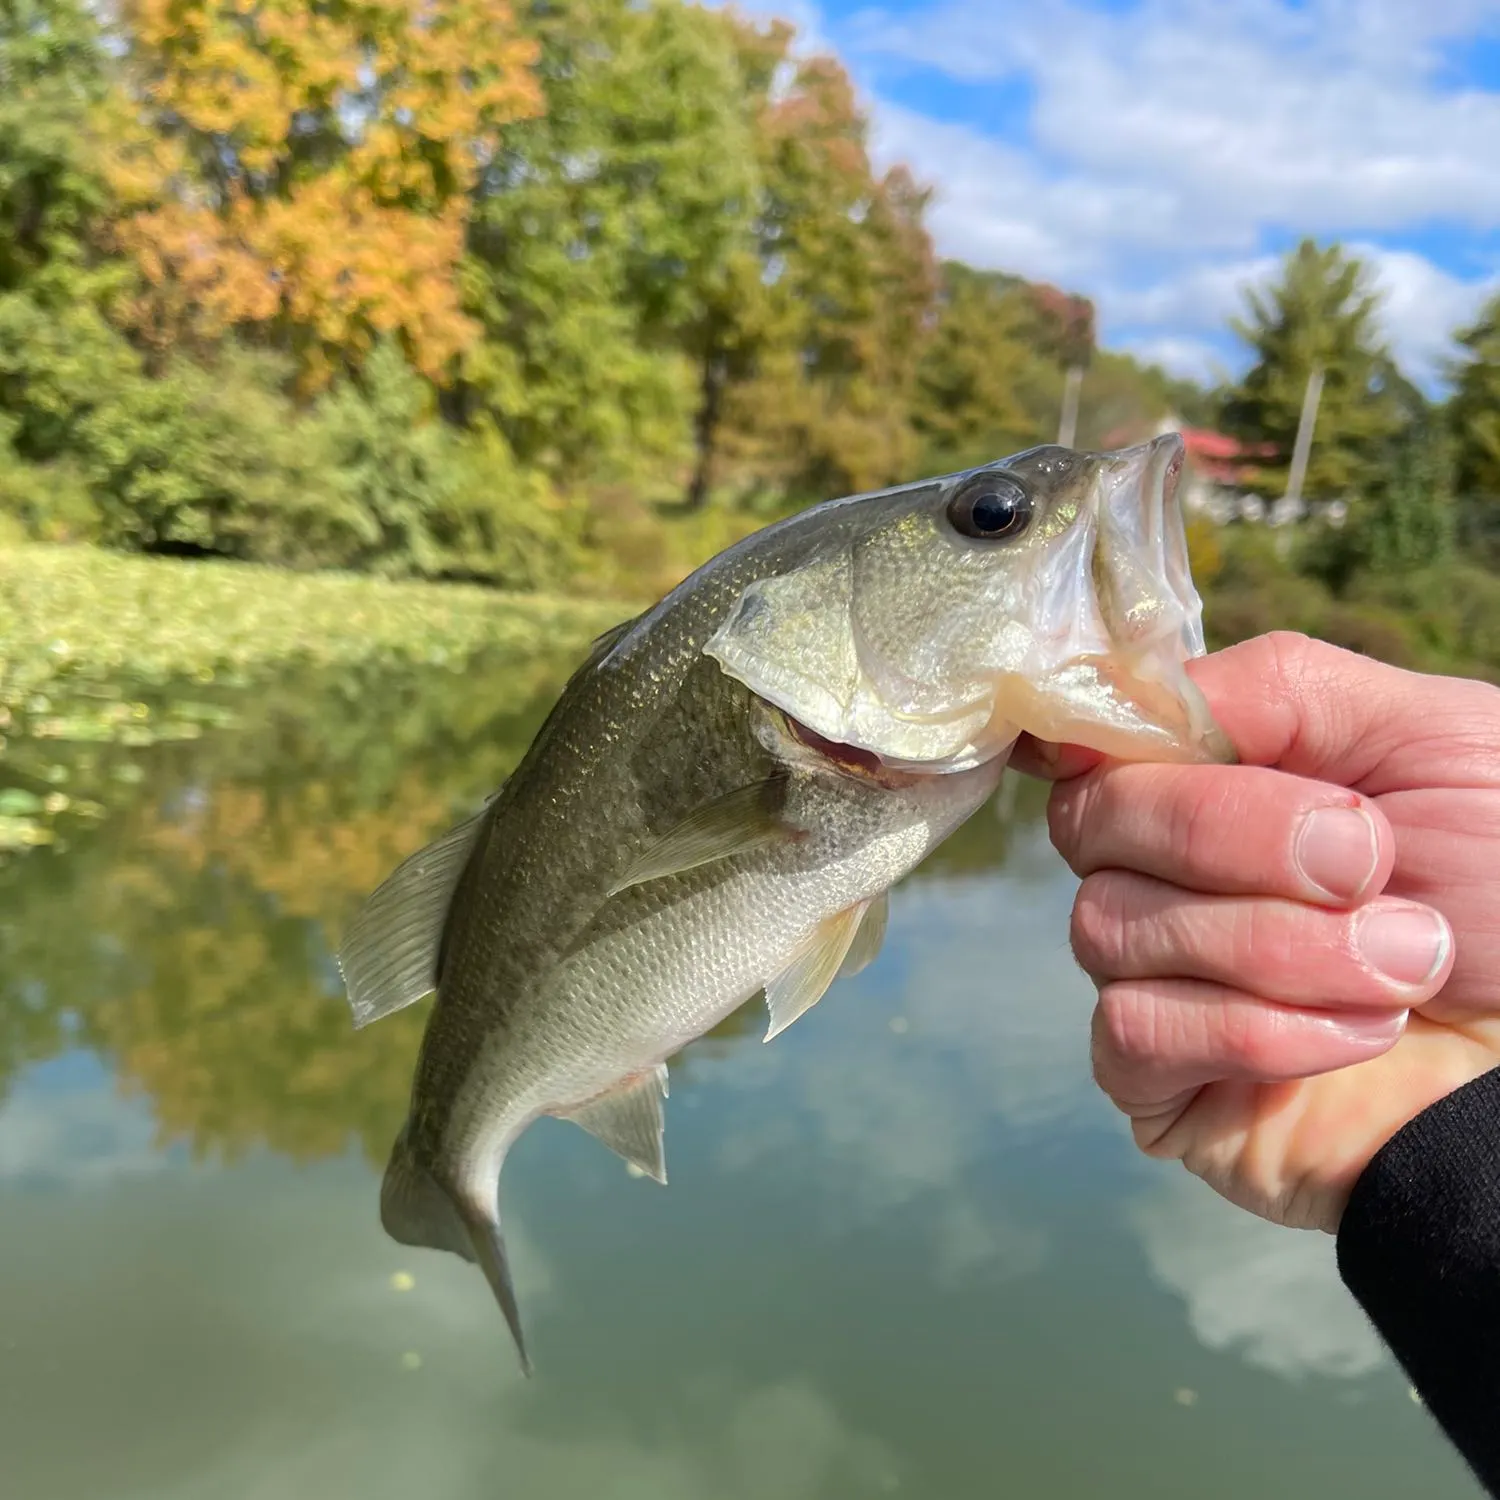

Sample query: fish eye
[946,475,1033,542]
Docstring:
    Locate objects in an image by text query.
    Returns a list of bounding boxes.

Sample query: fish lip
[1097,431,1205,659]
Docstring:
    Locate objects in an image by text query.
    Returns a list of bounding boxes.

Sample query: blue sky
[742,0,1500,390]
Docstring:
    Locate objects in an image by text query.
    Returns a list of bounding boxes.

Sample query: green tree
[1449,291,1500,505]
[714,20,938,505]
[0,0,149,540]
[1306,416,1455,591]
[312,341,585,587]
[1366,419,1456,574]
[0,0,117,293]
[1221,239,1412,503]
[460,0,758,489]
[909,262,1043,471]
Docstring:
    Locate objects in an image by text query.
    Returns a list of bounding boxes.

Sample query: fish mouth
[779,711,930,787]
[998,432,1234,765]
[1097,433,1204,660]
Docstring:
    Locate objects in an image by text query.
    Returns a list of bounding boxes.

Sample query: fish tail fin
[471,1213,530,1378]
[379,1126,532,1376]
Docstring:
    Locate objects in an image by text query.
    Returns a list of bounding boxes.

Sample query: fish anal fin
[338,802,493,1029]
[558,1066,669,1184]
[838,889,889,979]
[608,778,792,897]
[380,1127,531,1374]
[764,902,867,1042]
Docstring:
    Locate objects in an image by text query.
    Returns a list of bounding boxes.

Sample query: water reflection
[1127,1173,1388,1381]
[0,648,1482,1499]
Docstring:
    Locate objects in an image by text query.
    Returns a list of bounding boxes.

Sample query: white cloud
[847,0,1500,385]
[708,807,1104,1292]
[857,0,1500,233]
[870,102,1193,283]
[1357,243,1500,380]
[1114,335,1231,385]
[1127,1171,1391,1381]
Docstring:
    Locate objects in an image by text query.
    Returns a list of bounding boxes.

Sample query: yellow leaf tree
[104,0,541,384]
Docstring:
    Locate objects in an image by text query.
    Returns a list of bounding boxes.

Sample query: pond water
[0,644,1481,1499]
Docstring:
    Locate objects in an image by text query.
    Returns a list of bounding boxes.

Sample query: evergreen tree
[1221,239,1412,503]
[1449,291,1500,506]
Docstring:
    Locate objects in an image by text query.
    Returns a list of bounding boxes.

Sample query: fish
[338,433,1232,1372]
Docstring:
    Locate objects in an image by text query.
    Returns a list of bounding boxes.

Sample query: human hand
[1013,631,1500,1232]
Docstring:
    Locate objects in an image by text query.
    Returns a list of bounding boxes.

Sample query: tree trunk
[685,346,728,511]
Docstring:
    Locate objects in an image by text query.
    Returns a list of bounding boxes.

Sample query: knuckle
[1069,876,1129,978]
[1216,997,1281,1077]
[1166,775,1230,876]
[1262,629,1321,690]
[1048,767,1106,868]
[1235,901,1299,980]
[1094,983,1160,1071]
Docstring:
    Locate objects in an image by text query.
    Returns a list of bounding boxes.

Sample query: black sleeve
[1337,1065,1500,1496]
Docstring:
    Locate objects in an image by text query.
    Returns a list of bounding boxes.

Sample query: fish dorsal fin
[338,802,493,1029]
[764,902,868,1041]
[608,777,791,897]
[559,1066,669,1184]
[838,889,889,979]
[586,613,642,668]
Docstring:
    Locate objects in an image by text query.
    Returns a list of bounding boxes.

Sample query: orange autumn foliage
[103,0,542,383]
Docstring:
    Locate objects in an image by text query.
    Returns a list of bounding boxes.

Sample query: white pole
[1283,364,1324,511]
[1057,365,1083,448]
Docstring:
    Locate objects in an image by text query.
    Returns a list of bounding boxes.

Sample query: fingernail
[1295,805,1379,902]
[1355,905,1452,988]
[1321,1008,1410,1044]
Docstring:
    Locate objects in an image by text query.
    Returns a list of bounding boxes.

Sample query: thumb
[1010,631,1500,794]
[1194,632,1500,795]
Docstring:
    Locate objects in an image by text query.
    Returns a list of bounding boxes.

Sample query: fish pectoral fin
[837,889,889,979]
[337,801,494,1029]
[607,777,792,896]
[380,1127,531,1375]
[558,1066,670,1185]
[764,902,868,1042]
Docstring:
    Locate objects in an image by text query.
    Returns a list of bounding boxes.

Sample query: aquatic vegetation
[0,543,633,853]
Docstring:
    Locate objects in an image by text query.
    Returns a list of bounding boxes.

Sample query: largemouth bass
[339,435,1231,1371]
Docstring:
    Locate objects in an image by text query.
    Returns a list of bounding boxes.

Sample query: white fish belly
[456,759,1003,1162]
